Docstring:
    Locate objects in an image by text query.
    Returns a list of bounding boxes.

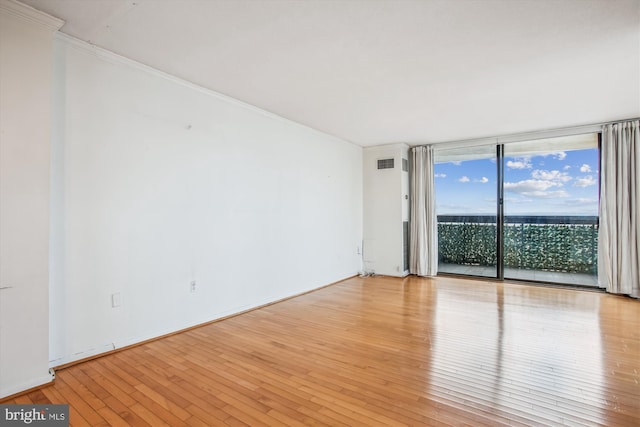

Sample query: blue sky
[434,148,599,216]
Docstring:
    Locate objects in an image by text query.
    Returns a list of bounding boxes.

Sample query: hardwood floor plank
[126,402,171,427]
[14,275,638,426]
[219,402,274,427]
[61,370,107,411]
[87,360,138,398]
[95,404,131,426]
[265,408,308,427]
[223,416,252,427]
[36,387,89,427]
[54,376,108,426]
[27,390,50,405]
[101,395,151,426]
[184,402,232,425]
[95,357,143,390]
[12,394,33,404]
[128,390,190,426]
[133,384,191,420]
[295,406,353,427]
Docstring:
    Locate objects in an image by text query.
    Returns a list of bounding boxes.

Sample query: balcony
[438,215,599,286]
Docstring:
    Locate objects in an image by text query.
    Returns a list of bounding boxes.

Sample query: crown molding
[363,142,409,151]
[0,0,63,31]
[54,32,359,148]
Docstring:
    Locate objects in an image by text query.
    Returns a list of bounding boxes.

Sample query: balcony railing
[438,215,598,275]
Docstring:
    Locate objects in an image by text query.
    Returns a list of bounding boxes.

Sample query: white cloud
[580,164,592,173]
[474,177,489,183]
[434,173,447,178]
[458,176,470,183]
[573,175,597,187]
[506,157,532,169]
[505,179,559,193]
[531,169,572,183]
[542,151,567,160]
[504,179,569,198]
[564,165,571,170]
[525,190,570,198]
[504,196,533,204]
[451,161,462,166]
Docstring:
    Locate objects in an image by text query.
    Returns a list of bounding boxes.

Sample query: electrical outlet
[190,281,197,293]
[111,292,121,308]
[356,245,361,255]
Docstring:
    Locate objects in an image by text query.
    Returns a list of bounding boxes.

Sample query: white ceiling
[22,0,640,146]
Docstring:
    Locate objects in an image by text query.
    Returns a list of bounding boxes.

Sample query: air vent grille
[402,158,408,172]
[403,221,409,271]
[377,158,394,169]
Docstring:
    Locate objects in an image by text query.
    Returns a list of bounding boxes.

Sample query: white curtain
[409,146,438,276]
[598,119,640,298]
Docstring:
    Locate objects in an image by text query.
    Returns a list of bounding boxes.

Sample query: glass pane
[503,134,599,286]
[435,145,497,278]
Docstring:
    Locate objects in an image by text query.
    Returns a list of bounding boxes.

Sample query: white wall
[49,35,362,366]
[0,1,62,398]
[362,144,409,277]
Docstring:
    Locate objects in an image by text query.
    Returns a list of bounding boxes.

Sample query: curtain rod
[414,117,640,150]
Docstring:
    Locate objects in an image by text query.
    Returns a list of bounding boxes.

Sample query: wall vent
[402,158,408,172]
[403,221,409,271]
[377,158,394,169]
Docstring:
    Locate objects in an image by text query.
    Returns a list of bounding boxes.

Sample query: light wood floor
[4,275,640,426]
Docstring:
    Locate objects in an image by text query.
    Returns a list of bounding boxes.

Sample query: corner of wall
[0,0,61,399]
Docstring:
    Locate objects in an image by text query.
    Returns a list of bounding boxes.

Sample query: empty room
[1,0,639,425]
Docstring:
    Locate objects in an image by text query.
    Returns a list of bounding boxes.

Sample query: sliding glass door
[434,145,498,278]
[503,134,599,285]
[435,134,599,286]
